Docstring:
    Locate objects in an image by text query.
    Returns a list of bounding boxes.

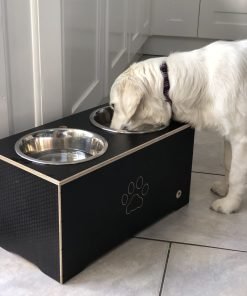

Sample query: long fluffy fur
[110,40,247,214]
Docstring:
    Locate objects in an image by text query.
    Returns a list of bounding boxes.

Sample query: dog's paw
[210,181,228,197]
[210,197,241,214]
[121,176,149,215]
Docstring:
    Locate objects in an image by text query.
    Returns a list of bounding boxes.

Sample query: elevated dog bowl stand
[0,105,195,283]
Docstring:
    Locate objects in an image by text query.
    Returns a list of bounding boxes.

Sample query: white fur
[110,40,247,214]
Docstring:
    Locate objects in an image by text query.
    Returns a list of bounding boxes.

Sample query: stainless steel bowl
[90,106,167,134]
[15,128,108,165]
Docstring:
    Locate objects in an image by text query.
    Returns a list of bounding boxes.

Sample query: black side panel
[61,128,194,282]
[0,161,60,282]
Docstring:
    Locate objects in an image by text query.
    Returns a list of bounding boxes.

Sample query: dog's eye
[110,103,115,110]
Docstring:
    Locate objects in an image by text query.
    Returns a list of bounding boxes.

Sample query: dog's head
[109,62,172,131]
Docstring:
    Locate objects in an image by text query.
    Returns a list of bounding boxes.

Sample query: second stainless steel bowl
[90,106,167,134]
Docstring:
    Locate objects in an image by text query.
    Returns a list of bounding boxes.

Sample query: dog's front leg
[211,139,231,197]
[211,137,247,214]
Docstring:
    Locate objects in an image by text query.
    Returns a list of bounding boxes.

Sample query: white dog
[110,40,247,214]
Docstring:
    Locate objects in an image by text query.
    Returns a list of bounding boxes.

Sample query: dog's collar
[160,62,172,105]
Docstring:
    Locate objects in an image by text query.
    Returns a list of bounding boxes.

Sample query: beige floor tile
[0,239,168,296]
[137,173,247,251]
[192,130,224,174]
[162,244,247,296]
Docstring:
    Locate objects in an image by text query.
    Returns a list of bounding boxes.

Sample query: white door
[105,0,128,96]
[128,0,151,62]
[62,0,104,115]
[199,0,247,39]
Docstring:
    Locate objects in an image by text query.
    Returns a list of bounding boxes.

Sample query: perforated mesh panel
[0,160,60,282]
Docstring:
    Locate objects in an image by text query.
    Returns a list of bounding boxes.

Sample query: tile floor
[1,130,247,296]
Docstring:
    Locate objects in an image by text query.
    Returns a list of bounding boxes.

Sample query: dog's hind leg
[211,136,247,214]
[211,139,231,197]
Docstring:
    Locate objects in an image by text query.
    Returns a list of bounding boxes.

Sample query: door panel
[105,0,128,94]
[4,0,35,133]
[62,0,104,115]
[128,0,151,62]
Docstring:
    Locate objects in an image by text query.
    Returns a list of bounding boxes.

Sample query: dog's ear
[121,79,144,119]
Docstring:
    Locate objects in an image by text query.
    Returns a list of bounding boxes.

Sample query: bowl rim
[14,128,108,165]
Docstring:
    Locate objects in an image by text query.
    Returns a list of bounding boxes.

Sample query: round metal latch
[176,190,182,199]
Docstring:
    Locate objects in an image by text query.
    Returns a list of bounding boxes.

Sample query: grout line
[135,236,247,254]
[192,170,225,177]
[159,242,172,296]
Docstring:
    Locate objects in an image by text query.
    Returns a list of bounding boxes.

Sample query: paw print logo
[121,176,149,215]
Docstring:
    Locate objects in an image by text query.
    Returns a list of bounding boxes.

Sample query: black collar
[160,62,172,105]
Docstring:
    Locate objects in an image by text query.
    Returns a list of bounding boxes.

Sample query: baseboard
[141,36,216,56]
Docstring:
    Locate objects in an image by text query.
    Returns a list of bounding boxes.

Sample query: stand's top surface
[0,105,191,185]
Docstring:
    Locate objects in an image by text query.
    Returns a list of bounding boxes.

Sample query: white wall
[0,0,10,138]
